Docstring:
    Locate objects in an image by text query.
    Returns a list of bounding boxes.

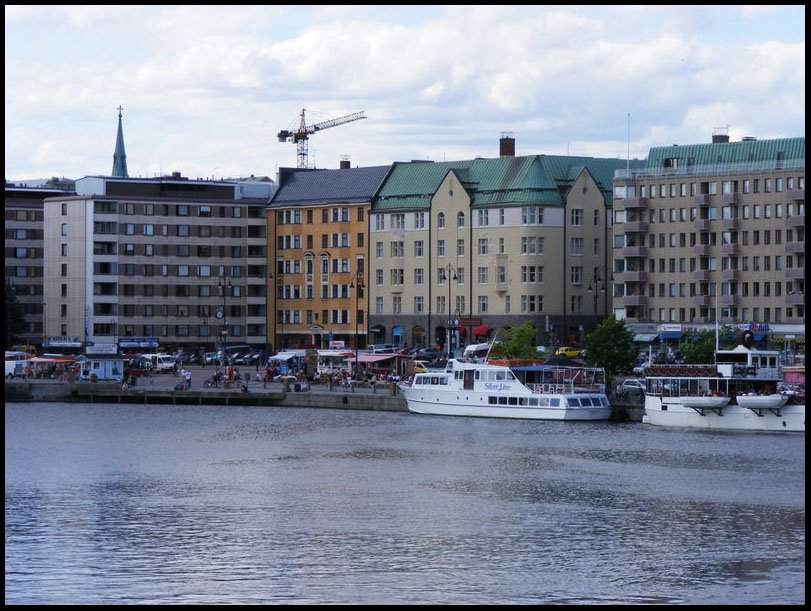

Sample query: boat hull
[643,396,804,432]
[400,389,610,421]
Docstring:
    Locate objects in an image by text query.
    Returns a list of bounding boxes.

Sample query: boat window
[538,398,549,406]
[508,397,518,405]
[549,398,560,407]
[495,371,506,381]
[528,398,538,406]
[488,396,497,404]
[581,397,593,406]
[440,377,449,385]
[602,397,609,406]
[567,398,581,407]
[498,397,508,405]
[507,372,517,381]
[518,397,528,405]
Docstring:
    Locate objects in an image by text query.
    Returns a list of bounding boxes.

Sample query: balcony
[621,270,648,282]
[721,243,739,255]
[622,246,648,258]
[786,188,805,201]
[786,241,805,254]
[721,269,740,281]
[692,270,711,281]
[623,196,649,209]
[693,295,712,307]
[787,268,806,280]
[787,215,805,227]
[623,221,649,233]
[622,294,648,307]
[786,293,805,306]
[693,219,712,231]
[722,218,740,230]
[692,244,711,256]
[694,194,711,205]
[721,294,740,307]
[721,192,739,205]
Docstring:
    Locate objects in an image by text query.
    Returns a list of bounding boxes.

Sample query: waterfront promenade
[5,364,409,412]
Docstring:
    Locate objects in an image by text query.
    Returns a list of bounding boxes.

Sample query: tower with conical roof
[112,105,129,177]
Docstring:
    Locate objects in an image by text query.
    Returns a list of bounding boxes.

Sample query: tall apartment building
[611,131,805,346]
[5,181,76,349]
[42,174,275,354]
[368,138,636,351]
[266,163,391,352]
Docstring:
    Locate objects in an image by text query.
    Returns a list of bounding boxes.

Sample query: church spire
[112,105,129,177]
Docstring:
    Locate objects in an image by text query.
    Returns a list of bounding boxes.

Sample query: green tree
[488,322,539,359]
[681,325,736,364]
[5,281,27,347]
[583,314,636,386]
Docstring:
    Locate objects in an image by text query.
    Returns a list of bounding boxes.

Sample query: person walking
[184,368,192,389]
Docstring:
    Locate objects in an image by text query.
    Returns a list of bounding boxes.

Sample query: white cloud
[4,5,805,180]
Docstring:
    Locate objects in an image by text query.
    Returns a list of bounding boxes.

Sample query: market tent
[268,352,299,361]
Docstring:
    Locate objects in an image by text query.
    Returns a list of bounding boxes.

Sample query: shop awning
[472,325,491,337]
[753,333,767,341]
[355,354,396,363]
[633,333,659,342]
[269,352,298,361]
[660,332,684,340]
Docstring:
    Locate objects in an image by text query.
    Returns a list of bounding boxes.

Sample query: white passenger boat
[643,345,804,432]
[398,359,611,421]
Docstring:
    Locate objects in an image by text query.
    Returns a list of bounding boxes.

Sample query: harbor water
[5,402,805,604]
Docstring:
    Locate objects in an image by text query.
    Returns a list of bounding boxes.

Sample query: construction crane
[277,108,366,169]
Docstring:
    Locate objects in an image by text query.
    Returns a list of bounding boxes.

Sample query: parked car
[617,378,646,397]
[555,346,582,359]
[413,360,429,374]
[415,347,444,361]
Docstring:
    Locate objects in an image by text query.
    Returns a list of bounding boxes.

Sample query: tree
[680,325,736,364]
[487,322,539,359]
[583,314,636,386]
[5,281,27,347]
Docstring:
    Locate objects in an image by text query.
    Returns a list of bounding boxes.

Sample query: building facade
[611,132,805,348]
[42,174,275,355]
[368,139,636,351]
[5,182,76,350]
[266,164,391,352]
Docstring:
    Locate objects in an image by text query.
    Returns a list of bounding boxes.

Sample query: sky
[4,5,806,183]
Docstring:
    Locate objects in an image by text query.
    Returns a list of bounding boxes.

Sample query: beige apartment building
[41,174,275,355]
[368,138,635,351]
[611,131,805,349]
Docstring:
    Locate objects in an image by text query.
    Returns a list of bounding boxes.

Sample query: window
[570,209,583,226]
[456,212,465,228]
[437,212,445,228]
[478,238,489,255]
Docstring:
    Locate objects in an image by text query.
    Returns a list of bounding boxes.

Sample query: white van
[366,344,397,354]
[141,353,176,373]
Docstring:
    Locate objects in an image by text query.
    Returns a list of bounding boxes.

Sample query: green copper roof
[112,106,129,178]
[373,154,634,211]
[645,137,804,168]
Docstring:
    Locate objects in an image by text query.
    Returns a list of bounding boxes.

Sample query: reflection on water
[5,402,805,605]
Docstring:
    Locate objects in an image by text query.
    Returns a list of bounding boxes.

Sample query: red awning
[472,325,491,337]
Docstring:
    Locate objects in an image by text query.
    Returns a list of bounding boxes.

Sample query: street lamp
[446,263,458,355]
[350,271,364,379]
[217,275,232,366]
[587,271,606,315]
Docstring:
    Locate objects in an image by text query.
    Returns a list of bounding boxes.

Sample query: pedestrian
[263,368,269,389]
[184,368,192,389]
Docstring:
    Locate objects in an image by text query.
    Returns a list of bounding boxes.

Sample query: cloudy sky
[5,5,805,182]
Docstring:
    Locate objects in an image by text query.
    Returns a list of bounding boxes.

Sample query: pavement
[122,364,393,396]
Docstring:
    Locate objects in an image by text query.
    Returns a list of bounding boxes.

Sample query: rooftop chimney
[339,155,351,169]
[712,127,730,143]
[499,132,515,157]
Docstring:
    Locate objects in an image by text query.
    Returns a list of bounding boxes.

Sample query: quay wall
[4,380,642,421]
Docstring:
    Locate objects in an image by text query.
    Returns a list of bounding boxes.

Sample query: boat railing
[527,382,605,395]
